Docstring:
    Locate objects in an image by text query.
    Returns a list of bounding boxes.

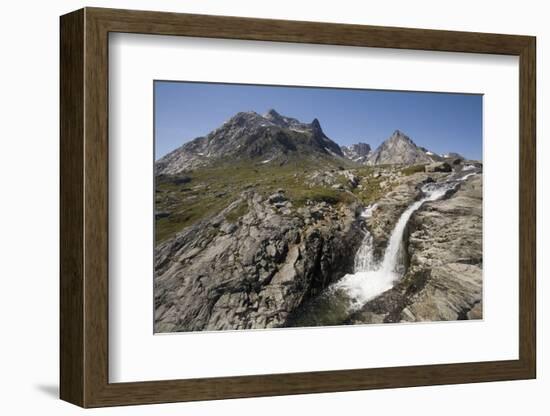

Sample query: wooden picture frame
[60,7,536,408]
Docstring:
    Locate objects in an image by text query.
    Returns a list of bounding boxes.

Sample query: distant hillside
[366,130,434,165]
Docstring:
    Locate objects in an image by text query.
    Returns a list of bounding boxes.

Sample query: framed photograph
[60,7,536,408]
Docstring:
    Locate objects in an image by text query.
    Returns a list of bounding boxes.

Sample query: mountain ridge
[156,110,466,175]
[155,109,344,175]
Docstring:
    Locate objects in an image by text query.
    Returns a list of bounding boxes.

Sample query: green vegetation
[353,177,386,206]
[155,199,229,242]
[155,157,394,243]
[291,186,353,207]
[400,164,426,176]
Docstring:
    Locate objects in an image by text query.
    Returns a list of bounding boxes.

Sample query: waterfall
[286,171,479,327]
[353,204,377,272]
[354,232,375,272]
[333,174,474,310]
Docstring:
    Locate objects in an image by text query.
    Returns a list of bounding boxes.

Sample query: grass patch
[400,164,425,176]
[290,186,351,207]
[155,157,362,242]
[354,183,384,206]
[155,200,225,243]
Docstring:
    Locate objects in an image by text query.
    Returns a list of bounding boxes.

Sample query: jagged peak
[344,141,371,148]
[310,118,323,133]
[263,108,302,126]
[263,108,289,123]
[391,129,408,138]
[222,111,261,124]
[264,108,281,118]
[385,129,417,146]
[232,110,262,119]
[212,109,325,139]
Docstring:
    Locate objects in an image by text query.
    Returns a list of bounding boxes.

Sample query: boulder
[341,170,360,188]
[155,211,170,220]
[268,192,287,203]
[425,161,451,173]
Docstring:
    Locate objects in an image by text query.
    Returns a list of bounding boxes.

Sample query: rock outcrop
[342,142,372,163]
[348,174,483,323]
[154,191,363,332]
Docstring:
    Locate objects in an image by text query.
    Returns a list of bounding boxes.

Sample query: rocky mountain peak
[367,130,433,166]
[156,109,343,175]
[263,108,287,125]
[262,109,323,133]
[311,118,321,129]
[342,142,372,163]
[388,129,413,144]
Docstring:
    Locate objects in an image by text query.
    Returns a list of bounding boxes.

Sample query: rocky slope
[348,173,483,324]
[154,190,363,332]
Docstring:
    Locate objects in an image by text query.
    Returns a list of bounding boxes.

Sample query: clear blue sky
[155,81,482,160]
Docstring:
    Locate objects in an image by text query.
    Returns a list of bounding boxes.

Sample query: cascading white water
[353,204,377,272]
[353,232,375,272]
[333,173,476,310]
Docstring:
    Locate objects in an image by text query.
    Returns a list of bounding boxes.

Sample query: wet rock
[351,175,483,324]
[365,173,432,261]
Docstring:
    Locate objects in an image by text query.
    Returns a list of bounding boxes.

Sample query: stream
[287,170,479,327]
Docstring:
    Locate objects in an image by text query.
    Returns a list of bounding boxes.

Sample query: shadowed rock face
[425,161,452,173]
[367,130,434,166]
[155,109,344,175]
[342,142,372,163]
[154,191,364,332]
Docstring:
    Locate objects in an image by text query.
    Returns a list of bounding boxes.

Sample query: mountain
[156,109,344,175]
[366,130,434,165]
[341,142,371,163]
[442,152,464,159]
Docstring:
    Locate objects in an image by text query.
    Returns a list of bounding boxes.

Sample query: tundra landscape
[154,102,483,333]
